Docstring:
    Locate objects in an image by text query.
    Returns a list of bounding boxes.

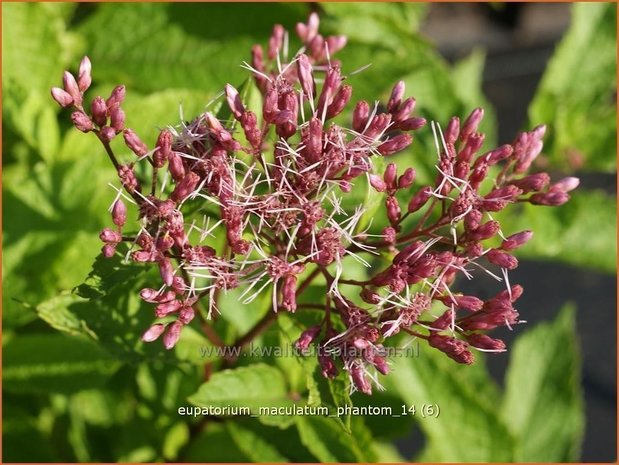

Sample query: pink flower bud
[485,144,513,165]
[168,152,186,182]
[112,199,127,227]
[378,134,412,156]
[352,100,370,132]
[392,97,416,122]
[464,209,483,230]
[159,257,174,286]
[350,364,372,395]
[365,113,391,139]
[225,84,245,120]
[102,243,116,258]
[407,186,432,213]
[163,321,183,350]
[486,249,518,270]
[63,71,82,106]
[296,54,315,99]
[106,85,126,109]
[431,308,455,330]
[99,227,121,243]
[110,106,125,132]
[383,163,397,189]
[529,191,570,206]
[77,56,92,92]
[281,274,298,312]
[397,117,426,131]
[295,325,322,351]
[370,354,390,375]
[51,87,73,107]
[398,168,416,189]
[154,130,172,168]
[268,24,285,59]
[297,12,320,42]
[460,107,484,142]
[360,287,381,304]
[502,230,533,250]
[317,66,341,116]
[466,334,506,351]
[382,226,397,245]
[445,116,460,144]
[179,306,195,325]
[428,334,474,365]
[171,171,200,203]
[369,174,387,192]
[123,129,148,157]
[468,220,500,241]
[386,196,401,224]
[319,353,338,379]
[304,117,323,163]
[550,176,580,193]
[326,84,352,119]
[91,97,107,126]
[325,35,347,55]
[510,173,550,193]
[99,126,116,143]
[387,80,405,113]
[140,288,175,303]
[71,111,93,132]
[142,324,166,343]
[172,277,186,294]
[443,294,484,312]
[262,86,278,122]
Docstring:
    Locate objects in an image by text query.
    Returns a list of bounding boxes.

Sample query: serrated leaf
[529,3,616,172]
[501,305,584,461]
[3,334,121,394]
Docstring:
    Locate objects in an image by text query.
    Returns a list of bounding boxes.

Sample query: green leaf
[34,292,97,339]
[496,189,616,273]
[387,346,513,462]
[529,3,616,172]
[226,421,289,462]
[182,423,248,462]
[188,363,289,411]
[501,305,584,461]
[3,334,121,394]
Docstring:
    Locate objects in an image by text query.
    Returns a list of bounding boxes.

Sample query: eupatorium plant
[52,14,577,395]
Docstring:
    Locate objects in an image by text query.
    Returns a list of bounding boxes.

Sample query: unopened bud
[112,199,127,227]
[63,71,82,106]
[51,87,73,107]
[99,126,116,143]
[398,168,416,189]
[77,56,92,92]
[352,100,370,132]
[383,163,397,189]
[397,117,426,131]
[295,325,322,351]
[106,85,126,109]
[529,191,570,207]
[501,230,533,250]
[225,84,245,120]
[110,106,125,132]
[296,54,315,99]
[369,174,387,192]
[387,80,405,113]
[550,176,580,193]
[460,107,484,142]
[407,186,432,213]
[445,116,460,144]
[386,196,401,223]
[142,324,166,343]
[102,243,116,258]
[154,130,172,168]
[171,171,200,203]
[91,97,107,126]
[99,227,121,243]
[326,84,352,119]
[378,134,412,156]
[486,249,518,270]
[123,129,148,157]
[159,258,174,287]
[163,321,183,350]
[466,334,506,351]
[71,111,93,132]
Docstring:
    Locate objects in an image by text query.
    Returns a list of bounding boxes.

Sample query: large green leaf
[529,3,616,172]
[3,334,120,394]
[501,305,584,461]
[387,345,513,462]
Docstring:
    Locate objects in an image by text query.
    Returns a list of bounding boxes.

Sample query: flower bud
[398,168,416,189]
[369,353,390,375]
[106,85,126,109]
[369,174,387,192]
[460,107,484,142]
[99,227,121,243]
[431,308,455,330]
[295,325,322,351]
[378,134,412,156]
[225,84,245,120]
[352,100,370,133]
[468,220,500,241]
[268,24,285,59]
[382,226,397,245]
[296,12,319,42]
[387,80,405,113]
[159,257,174,286]
[464,209,483,231]
[486,249,518,270]
[102,243,116,258]
[441,294,484,312]
[317,65,341,115]
[428,334,474,365]
[112,199,127,227]
[71,111,93,132]
[392,97,416,122]
[123,129,148,157]
[383,163,397,189]
[281,274,298,312]
[502,230,533,250]
[529,191,570,206]
[171,171,200,203]
[296,54,315,99]
[386,196,401,224]
[99,126,116,143]
[407,186,432,213]
[91,97,107,126]
[179,306,196,325]
[51,87,73,107]
[110,106,125,132]
[168,152,186,182]
[326,35,347,55]
[326,84,352,119]
[550,176,580,193]
[77,56,92,92]
[63,71,82,106]
[445,116,460,144]
[397,117,426,131]
[142,324,165,343]
[163,321,183,350]
[350,364,372,395]
[510,173,550,193]
[360,287,381,304]
[154,130,172,168]
[466,334,506,351]
[319,353,338,379]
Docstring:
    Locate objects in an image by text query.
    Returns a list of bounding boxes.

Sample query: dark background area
[394,3,617,462]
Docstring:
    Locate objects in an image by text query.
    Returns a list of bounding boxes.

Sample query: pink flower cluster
[52,14,577,394]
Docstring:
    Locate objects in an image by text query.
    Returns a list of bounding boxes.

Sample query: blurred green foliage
[3,2,614,462]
